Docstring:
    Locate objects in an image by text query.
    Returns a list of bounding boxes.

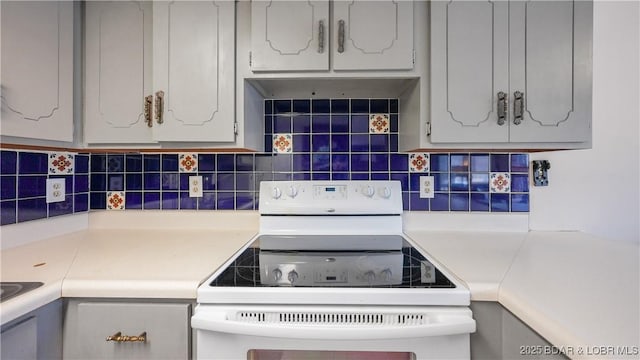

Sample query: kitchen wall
[529,1,639,244]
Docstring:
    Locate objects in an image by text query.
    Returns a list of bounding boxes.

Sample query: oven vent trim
[236,312,429,326]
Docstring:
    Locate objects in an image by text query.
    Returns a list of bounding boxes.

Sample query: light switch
[46,178,66,203]
[419,176,434,198]
[189,176,203,197]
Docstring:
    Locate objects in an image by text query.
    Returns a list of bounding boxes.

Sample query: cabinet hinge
[249,51,252,67]
[412,49,415,65]
[426,121,431,137]
[234,121,238,136]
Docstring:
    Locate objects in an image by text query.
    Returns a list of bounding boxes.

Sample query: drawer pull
[106,331,147,343]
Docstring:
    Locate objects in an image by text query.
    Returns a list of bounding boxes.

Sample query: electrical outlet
[189,176,203,197]
[46,178,66,203]
[419,176,434,198]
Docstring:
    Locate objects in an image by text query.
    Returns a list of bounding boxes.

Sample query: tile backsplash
[0,98,530,226]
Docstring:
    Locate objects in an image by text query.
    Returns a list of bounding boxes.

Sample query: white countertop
[1,211,638,359]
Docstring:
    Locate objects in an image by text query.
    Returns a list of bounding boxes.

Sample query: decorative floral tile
[107,191,125,210]
[369,114,390,133]
[490,173,511,193]
[179,153,198,173]
[48,152,74,175]
[273,134,293,153]
[409,153,430,173]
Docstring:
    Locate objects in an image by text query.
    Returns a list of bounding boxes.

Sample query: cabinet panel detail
[345,1,397,54]
[265,1,314,55]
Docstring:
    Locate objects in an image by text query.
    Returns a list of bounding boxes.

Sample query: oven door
[192,305,475,360]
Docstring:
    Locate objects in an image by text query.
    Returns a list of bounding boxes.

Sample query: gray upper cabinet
[430,0,592,145]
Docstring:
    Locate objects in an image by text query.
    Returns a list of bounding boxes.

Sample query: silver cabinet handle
[513,91,524,125]
[155,90,164,124]
[497,92,508,126]
[318,20,325,53]
[337,20,345,53]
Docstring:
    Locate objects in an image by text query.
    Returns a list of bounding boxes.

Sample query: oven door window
[248,350,414,360]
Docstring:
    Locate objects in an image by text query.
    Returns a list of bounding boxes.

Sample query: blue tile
[126,192,142,209]
[49,195,74,217]
[199,154,215,171]
[430,193,449,211]
[162,192,179,209]
[126,174,143,190]
[471,193,490,212]
[370,99,389,113]
[272,154,292,172]
[491,154,509,172]
[162,154,179,172]
[273,173,293,181]
[143,154,160,171]
[144,192,161,209]
[264,99,273,115]
[90,154,107,173]
[201,173,216,190]
[351,134,369,152]
[370,134,389,152]
[331,154,349,171]
[389,135,399,152]
[351,115,369,133]
[434,173,450,191]
[390,114,399,133]
[217,192,235,210]
[292,173,311,180]
[293,115,311,133]
[431,154,449,172]
[410,193,429,211]
[1,151,17,174]
[90,192,106,209]
[108,174,124,191]
[1,201,16,225]
[511,194,529,212]
[450,154,469,172]
[199,192,216,210]
[471,154,490,172]
[390,99,399,113]
[370,154,389,172]
[1,176,16,200]
[371,173,389,180]
[264,115,273,134]
[162,173,180,190]
[312,154,330,172]
[107,154,125,172]
[217,173,235,191]
[274,99,292,114]
[450,173,469,191]
[391,173,409,191]
[236,154,254,171]
[17,198,47,222]
[511,174,529,192]
[75,175,89,193]
[470,173,490,192]
[180,192,197,210]
[56,176,74,194]
[450,193,469,211]
[351,99,369,113]
[74,193,89,212]
[312,172,331,180]
[274,115,292,133]
[491,193,509,212]
[312,134,330,152]
[409,173,424,192]
[144,173,161,190]
[402,192,409,210]
[331,114,349,133]
[293,154,311,172]
[390,154,408,171]
[236,192,255,210]
[126,154,142,172]
[19,152,48,174]
[255,155,273,172]
[217,154,235,171]
[180,174,190,191]
[312,115,331,133]
[293,99,310,113]
[331,134,349,152]
[351,154,369,172]
[236,173,254,191]
[331,99,349,113]
[351,173,369,180]
[511,154,529,172]
[18,176,46,198]
[293,134,311,152]
[75,155,89,174]
[91,174,106,191]
[312,99,330,113]
[332,172,350,180]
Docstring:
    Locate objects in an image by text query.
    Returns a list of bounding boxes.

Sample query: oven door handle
[191,314,476,340]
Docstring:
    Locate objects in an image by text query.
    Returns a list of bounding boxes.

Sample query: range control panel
[259,181,402,215]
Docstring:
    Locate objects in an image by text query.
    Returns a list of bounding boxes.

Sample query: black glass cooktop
[209,239,456,289]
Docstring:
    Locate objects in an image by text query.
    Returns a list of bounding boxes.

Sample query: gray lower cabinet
[471,302,568,360]
[0,300,63,360]
[63,299,191,360]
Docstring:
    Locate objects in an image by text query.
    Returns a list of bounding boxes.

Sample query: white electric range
[192,181,475,360]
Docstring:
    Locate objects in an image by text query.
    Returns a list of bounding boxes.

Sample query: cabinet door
[429,0,510,143]
[0,1,73,142]
[333,1,414,70]
[152,1,235,142]
[1,317,37,360]
[509,0,592,143]
[63,302,190,360]
[84,1,154,144]
[251,0,329,72]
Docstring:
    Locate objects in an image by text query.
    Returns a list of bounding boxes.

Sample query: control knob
[287,185,298,198]
[380,269,392,282]
[364,271,376,283]
[362,186,375,198]
[272,268,282,281]
[287,270,299,284]
[271,187,282,199]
